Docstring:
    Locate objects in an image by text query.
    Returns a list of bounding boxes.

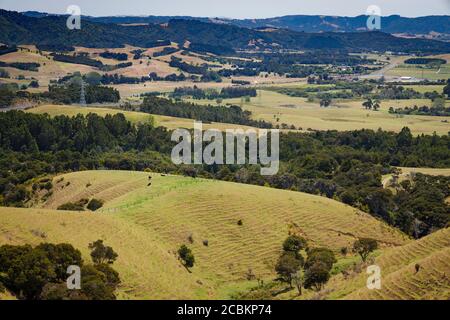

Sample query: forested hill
[1,10,450,54]
[24,11,450,35]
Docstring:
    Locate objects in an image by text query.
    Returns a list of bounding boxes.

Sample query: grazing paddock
[186,90,450,135]
[0,170,408,299]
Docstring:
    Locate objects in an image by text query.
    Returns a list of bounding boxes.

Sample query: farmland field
[385,54,450,80]
[186,90,450,135]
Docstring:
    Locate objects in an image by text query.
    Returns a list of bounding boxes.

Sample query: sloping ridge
[1,170,409,299]
[345,227,450,300]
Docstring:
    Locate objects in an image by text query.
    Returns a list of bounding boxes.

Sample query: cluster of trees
[274,81,374,100]
[389,104,450,116]
[52,53,104,69]
[373,85,423,100]
[171,86,257,100]
[99,51,128,61]
[139,96,273,128]
[187,43,235,55]
[275,235,337,294]
[52,53,131,71]
[0,85,16,107]
[169,56,207,75]
[230,52,372,78]
[131,49,144,60]
[57,198,104,211]
[0,76,120,107]
[153,47,179,57]
[149,72,190,82]
[99,73,142,85]
[145,40,171,48]
[444,79,450,98]
[404,58,446,65]
[99,72,197,85]
[43,83,120,104]
[0,68,9,78]
[0,61,40,71]
[232,79,251,85]
[362,98,381,110]
[0,44,18,56]
[168,56,222,82]
[0,240,120,300]
[240,236,378,299]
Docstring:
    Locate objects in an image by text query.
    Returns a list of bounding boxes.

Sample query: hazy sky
[0,0,449,18]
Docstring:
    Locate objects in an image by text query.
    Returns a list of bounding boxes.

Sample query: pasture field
[385,54,450,80]
[26,104,256,131]
[385,64,450,80]
[186,90,450,135]
[0,46,301,98]
[0,46,98,89]
[342,227,450,300]
[272,225,450,300]
[396,167,450,176]
[27,104,154,124]
[0,170,409,299]
[402,85,445,94]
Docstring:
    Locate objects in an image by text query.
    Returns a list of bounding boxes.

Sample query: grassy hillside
[0,170,409,299]
[340,227,450,300]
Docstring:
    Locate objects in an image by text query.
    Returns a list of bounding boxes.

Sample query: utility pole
[79,79,86,106]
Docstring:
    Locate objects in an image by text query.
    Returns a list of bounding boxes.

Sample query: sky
[0,0,449,18]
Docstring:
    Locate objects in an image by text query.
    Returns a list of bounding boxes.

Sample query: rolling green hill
[0,170,410,299]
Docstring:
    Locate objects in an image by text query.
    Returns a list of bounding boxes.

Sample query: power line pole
[79,79,86,106]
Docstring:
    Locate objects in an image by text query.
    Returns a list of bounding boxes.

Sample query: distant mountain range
[0,10,449,54]
[22,11,450,36]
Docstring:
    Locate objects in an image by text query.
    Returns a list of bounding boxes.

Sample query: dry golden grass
[343,228,450,300]
[26,104,256,131]
[0,170,409,299]
[397,167,450,177]
[0,206,204,300]
[189,90,450,135]
[27,104,153,124]
[0,46,97,88]
[385,54,450,81]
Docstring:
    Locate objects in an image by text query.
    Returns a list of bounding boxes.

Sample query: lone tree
[362,98,373,110]
[319,96,332,107]
[353,238,378,262]
[275,252,304,288]
[372,99,381,111]
[89,240,118,265]
[178,245,195,269]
